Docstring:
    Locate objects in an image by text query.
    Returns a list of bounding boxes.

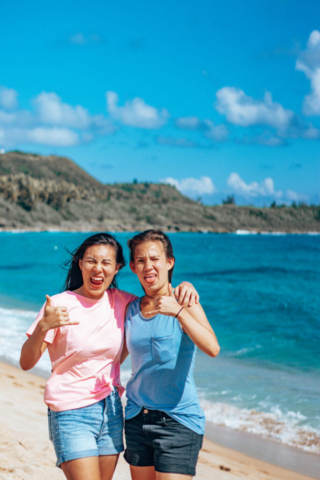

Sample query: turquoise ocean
[0,232,319,453]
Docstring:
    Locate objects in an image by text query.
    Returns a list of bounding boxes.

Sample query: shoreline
[0,360,318,480]
[205,423,320,479]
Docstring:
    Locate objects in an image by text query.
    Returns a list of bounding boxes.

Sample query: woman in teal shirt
[121,230,220,480]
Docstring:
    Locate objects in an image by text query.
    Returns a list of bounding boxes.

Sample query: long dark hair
[64,233,126,291]
[127,229,175,283]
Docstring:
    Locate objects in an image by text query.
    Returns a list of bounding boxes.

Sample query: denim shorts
[48,388,124,467]
[124,409,203,476]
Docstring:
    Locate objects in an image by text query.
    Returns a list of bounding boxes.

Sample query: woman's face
[130,241,174,293]
[79,244,120,299]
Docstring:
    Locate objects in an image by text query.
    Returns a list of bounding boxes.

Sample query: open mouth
[144,274,157,285]
[90,276,104,287]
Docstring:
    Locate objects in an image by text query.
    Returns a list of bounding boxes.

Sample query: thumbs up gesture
[145,284,183,318]
[39,295,79,332]
[44,295,53,312]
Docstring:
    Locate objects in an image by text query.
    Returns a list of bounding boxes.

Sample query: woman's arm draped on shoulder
[113,289,138,303]
[145,285,220,358]
[177,302,220,357]
[174,282,200,307]
[20,295,78,371]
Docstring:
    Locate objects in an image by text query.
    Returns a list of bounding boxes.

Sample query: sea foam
[199,396,320,453]
[0,306,51,374]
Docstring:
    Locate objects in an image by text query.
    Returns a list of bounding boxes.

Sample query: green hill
[0,151,319,233]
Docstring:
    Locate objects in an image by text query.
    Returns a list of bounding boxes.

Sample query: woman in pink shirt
[20,233,197,480]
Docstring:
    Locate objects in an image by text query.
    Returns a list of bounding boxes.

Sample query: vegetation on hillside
[0,151,319,232]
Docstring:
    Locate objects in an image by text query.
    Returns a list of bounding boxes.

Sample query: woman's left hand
[145,285,183,317]
[174,281,199,307]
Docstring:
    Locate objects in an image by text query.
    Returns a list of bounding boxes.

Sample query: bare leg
[61,454,119,480]
[130,465,157,480]
[61,456,101,480]
[100,454,120,480]
[156,473,192,480]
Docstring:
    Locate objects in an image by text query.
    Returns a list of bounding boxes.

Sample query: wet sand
[0,361,318,480]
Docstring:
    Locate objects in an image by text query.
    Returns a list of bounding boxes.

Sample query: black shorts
[124,409,203,476]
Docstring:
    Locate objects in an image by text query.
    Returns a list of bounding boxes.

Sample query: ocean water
[0,232,319,453]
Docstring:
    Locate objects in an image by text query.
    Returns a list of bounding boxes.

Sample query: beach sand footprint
[198,457,217,468]
[0,467,14,473]
[220,465,231,472]
[13,381,24,387]
[18,442,28,450]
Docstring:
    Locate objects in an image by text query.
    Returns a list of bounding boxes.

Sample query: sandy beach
[0,361,317,480]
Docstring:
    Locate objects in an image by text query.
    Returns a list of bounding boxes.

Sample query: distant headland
[0,151,319,233]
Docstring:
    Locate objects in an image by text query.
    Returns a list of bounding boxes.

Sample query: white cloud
[0,88,115,147]
[203,120,228,141]
[27,128,79,146]
[175,117,228,141]
[284,189,310,203]
[162,176,216,195]
[0,127,24,146]
[296,30,320,115]
[285,190,300,201]
[0,111,17,125]
[0,126,79,147]
[216,87,294,130]
[212,43,320,142]
[257,136,284,147]
[235,131,287,146]
[69,33,103,45]
[301,124,320,139]
[155,136,199,148]
[0,86,18,110]
[106,91,169,129]
[33,92,113,133]
[175,117,200,129]
[70,33,86,45]
[227,172,282,198]
[0,109,34,127]
[34,92,91,129]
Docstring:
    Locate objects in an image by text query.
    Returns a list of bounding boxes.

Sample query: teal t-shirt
[125,297,205,435]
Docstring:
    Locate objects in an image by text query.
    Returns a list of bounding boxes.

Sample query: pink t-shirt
[26,289,136,412]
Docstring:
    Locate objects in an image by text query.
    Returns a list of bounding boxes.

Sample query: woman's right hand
[39,295,79,331]
[20,295,79,371]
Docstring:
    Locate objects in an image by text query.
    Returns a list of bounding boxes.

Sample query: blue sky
[0,0,319,205]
